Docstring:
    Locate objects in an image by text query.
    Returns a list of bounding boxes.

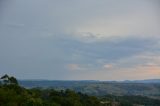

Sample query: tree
[9,76,18,85]
[1,74,10,85]
[1,74,18,85]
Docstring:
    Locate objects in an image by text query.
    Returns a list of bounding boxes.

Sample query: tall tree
[1,74,18,85]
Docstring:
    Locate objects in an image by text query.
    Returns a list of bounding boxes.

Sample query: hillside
[1,75,160,106]
[19,80,160,98]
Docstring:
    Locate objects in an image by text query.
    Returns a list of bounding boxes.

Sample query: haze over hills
[120,79,160,83]
[19,79,160,87]
[19,79,160,99]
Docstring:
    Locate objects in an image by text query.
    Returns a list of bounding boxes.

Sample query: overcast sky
[0,0,160,80]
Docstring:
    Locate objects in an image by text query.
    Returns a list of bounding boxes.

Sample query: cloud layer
[0,0,160,80]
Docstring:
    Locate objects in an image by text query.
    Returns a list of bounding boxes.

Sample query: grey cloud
[0,0,160,80]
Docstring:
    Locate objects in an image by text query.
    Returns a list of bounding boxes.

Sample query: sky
[0,0,160,80]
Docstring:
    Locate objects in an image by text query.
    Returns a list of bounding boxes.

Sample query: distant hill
[19,79,160,99]
[122,79,160,83]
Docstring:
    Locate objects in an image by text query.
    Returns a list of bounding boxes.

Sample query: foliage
[1,74,18,85]
[0,75,101,106]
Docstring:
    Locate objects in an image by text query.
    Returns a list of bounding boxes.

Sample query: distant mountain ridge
[119,79,160,83]
[18,79,160,88]
[19,79,160,84]
[18,79,160,98]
